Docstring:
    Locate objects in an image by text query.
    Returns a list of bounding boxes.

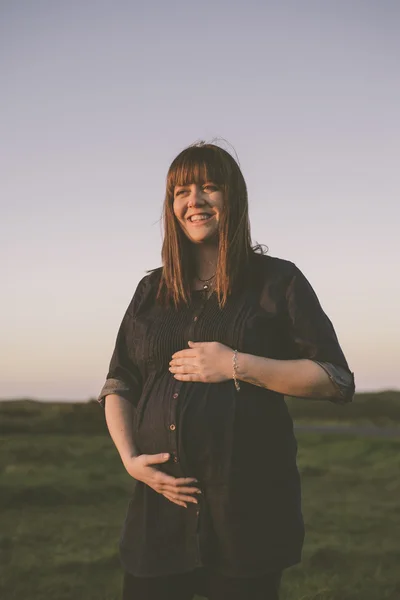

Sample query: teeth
[190,214,211,222]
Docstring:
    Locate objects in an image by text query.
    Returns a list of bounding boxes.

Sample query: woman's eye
[203,184,218,192]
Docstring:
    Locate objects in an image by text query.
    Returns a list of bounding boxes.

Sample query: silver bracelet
[232,349,241,392]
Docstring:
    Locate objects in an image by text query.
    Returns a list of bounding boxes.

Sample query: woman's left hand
[169,341,233,383]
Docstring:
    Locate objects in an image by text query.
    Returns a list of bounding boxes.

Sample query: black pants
[122,568,282,600]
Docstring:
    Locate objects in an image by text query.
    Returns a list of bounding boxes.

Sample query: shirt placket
[168,386,181,464]
[168,293,208,467]
[165,295,209,569]
[182,293,210,566]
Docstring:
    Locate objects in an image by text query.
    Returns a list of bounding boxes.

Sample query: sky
[1,0,399,400]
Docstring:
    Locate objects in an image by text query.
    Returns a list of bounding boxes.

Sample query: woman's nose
[187,186,205,207]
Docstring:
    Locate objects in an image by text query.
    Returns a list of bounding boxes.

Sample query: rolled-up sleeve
[285,264,355,404]
[98,377,136,407]
[314,361,355,404]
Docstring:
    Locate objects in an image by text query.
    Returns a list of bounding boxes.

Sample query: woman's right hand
[125,453,201,508]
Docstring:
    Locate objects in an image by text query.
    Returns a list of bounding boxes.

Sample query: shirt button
[173,392,179,399]
[173,455,179,463]
[193,316,198,321]
[169,424,176,431]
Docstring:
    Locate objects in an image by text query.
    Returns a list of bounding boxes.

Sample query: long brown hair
[156,141,259,309]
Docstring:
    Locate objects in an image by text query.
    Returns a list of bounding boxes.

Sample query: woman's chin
[185,229,219,245]
[191,238,218,247]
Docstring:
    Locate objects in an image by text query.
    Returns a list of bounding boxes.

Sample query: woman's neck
[192,243,218,281]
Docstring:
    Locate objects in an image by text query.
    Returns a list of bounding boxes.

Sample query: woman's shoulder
[125,267,163,315]
[247,252,307,310]
[143,266,163,285]
[249,251,298,281]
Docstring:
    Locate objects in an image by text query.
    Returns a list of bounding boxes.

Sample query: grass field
[1,398,400,599]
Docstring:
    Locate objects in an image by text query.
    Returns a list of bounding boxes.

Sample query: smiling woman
[98,141,355,600]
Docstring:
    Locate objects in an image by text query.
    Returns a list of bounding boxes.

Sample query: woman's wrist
[232,349,241,391]
[234,352,275,390]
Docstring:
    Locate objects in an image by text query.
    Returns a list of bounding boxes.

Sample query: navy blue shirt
[98,253,354,579]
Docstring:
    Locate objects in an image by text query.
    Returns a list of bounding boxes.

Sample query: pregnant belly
[134,375,295,485]
[133,376,237,483]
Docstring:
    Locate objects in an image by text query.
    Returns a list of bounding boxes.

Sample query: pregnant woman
[98,142,355,600]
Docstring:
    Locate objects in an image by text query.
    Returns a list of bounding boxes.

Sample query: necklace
[196,273,216,291]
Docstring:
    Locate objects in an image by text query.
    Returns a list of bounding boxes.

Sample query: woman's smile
[187,213,216,226]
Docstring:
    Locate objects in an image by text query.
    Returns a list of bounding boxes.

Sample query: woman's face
[173,182,224,244]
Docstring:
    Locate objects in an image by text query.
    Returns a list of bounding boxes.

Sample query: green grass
[1,428,400,599]
[286,390,400,428]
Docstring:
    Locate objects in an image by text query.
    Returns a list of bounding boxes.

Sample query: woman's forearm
[236,353,339,399]
[104,394,138,467]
